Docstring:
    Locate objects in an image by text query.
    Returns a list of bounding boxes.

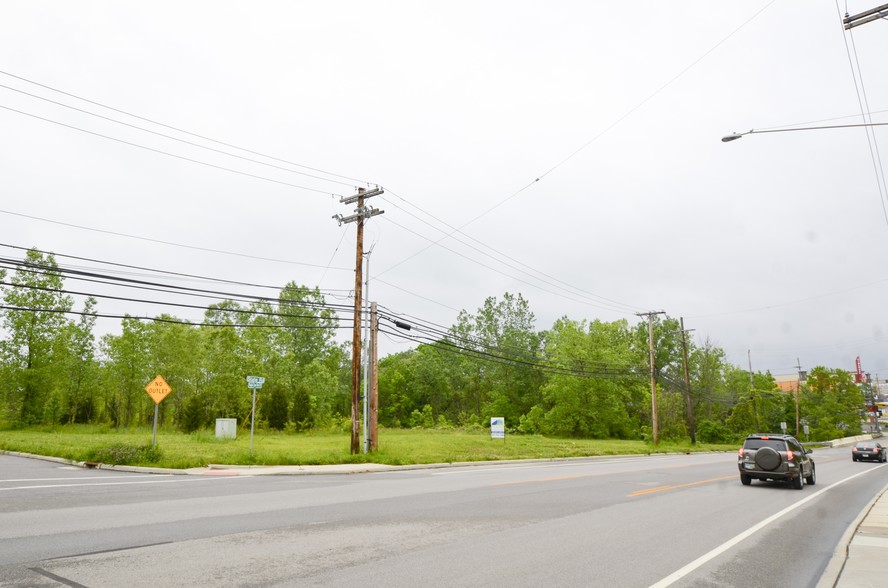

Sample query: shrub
[88,443,163,465]
[696,419,732,444]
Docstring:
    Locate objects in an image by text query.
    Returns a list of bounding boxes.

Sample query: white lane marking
[650,465,886,588]
[0,477,243,491]
[1,475,172,483]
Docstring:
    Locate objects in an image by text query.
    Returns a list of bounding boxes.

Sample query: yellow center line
[630,474,737,497]
[490,474,597,487]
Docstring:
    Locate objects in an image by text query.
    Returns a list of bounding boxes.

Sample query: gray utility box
[215,418,237,439]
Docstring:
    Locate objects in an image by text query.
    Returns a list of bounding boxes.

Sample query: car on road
[738,433,815,489]
[851,441,886,462]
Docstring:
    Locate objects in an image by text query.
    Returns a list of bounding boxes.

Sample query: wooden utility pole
[680,317,696,445]
[748,350,759,433]
[637,311,665,444]
[370,302,379,451]
[350,190,364,454]
[795,357,803,437]
[333,187,384,454]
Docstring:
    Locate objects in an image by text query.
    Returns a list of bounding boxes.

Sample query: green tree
[101,317,151,428]
[0,249,74,424]
[202,301,251,422]
[801,367,863,441]
[62,297,100,423]
[293,358,340,428]
[145,316,204,428]
[450,293,544,425]
[378,350,415,428]
[532,318,643,438]
[689,338,731,421]
[264,382,289,430]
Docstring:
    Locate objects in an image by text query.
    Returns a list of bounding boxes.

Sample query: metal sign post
[145,375,172,447]
[246,376,265,454]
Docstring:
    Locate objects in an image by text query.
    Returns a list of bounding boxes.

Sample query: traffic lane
[669,458,888,588]
[4,449,880,586]
[0,455,726,550]
[0,453,742,575]
[15,455,836,587]
[0,452,732,518]
[1,455,748,586]
[3,451,867,587]
[0,453,361,513]
[283,450,888,587]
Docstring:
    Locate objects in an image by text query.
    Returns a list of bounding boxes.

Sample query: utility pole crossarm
[843,2,888,29]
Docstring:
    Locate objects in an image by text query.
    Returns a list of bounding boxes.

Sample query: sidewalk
[822,481,888,588]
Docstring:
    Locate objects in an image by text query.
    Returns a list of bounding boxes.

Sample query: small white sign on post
[491,417,505,440]
[246,376,265,454]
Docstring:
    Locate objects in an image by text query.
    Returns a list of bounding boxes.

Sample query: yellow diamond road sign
[145,375,172,405]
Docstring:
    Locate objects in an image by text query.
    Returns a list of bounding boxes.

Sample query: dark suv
[738,434,815,489]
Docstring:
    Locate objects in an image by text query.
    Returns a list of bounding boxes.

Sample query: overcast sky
[2,1,888,378]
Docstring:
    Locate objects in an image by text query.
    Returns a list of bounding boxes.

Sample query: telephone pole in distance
[637,311,665,444]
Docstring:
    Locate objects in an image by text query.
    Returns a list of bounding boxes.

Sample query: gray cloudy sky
[2,1,887,378]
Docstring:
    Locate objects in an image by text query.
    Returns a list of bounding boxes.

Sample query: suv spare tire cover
[754,446,782,471]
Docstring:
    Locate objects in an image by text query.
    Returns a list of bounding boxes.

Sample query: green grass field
[0,424,738,469]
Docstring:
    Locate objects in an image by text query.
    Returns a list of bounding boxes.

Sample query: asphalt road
[1,447,887,587]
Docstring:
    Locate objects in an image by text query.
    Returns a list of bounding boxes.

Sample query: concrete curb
[3,449,715,476]
[0,450,188,475]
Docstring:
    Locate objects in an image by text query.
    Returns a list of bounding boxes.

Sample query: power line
[377,215,641,315]
[0,81,361,190]
[0,305,350,330]
[835,0,888,228]
[378,188,644,314]
[0,103,344,197]
[0,211,354,271]
[0,68,371,186]
[375,2,777,282]
[0,242,351,296]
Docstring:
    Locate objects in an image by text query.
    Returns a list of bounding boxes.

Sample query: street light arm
[722,121,888,143]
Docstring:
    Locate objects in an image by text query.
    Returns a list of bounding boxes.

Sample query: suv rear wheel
[805,465,816,486]
[791,472,803,490]
[740,473,752,486]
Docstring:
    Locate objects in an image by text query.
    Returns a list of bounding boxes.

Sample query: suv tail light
[738,448,745,457]
[786,450,794,461]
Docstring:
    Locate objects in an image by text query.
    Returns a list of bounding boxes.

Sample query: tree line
[0,248,866,443]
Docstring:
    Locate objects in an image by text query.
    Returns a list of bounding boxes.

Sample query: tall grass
[0,424,737,469]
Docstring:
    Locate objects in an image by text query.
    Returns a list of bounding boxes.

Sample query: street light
[722,121,888,143]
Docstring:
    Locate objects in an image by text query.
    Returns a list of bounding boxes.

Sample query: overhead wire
[0,242,352,296]
[0,69,370,186]
[0,81,360,189]
[377,188,645,314]
[378,214,640,315]
[0,103,345,197]
[375,1,778,279]
[1,246,649,376]
[1,69,646,317]
[0,211,354,272]
[835,0,888,228]
[0,305,348,330]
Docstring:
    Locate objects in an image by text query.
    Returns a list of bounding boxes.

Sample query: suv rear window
[744,439,786,450]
